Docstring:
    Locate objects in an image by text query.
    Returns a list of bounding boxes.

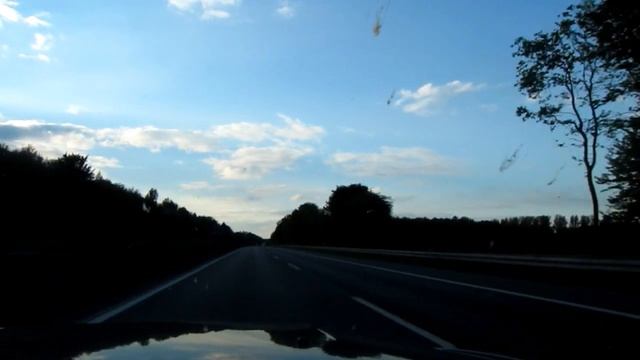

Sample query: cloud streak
[211,114,324,143]
[1,1,49,27]
[18,53,49,62]
[276,1,295,18]
[203,145,311,180]
[329,146,456,177]
[168,0,239,20]
[394,80,482,116]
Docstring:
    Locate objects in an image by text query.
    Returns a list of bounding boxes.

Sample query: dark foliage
[0,144,261,323]
[271,203,329,246]
[586,0,640,94]
[598,118,640,222]
[271,184,639,256]
[585,1,640,223]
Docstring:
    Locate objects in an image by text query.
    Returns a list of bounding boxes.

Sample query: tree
[49,154,94,181]
[513,1,626,226]
[144,188,159,211]
[580,215,593,227]
[270,203,327,245]
[598,118,640,222]
[584,1,640,223]
[553,214,568,231]
[585,0,640,94]
[325,184,392,221]
[570,215,580,228]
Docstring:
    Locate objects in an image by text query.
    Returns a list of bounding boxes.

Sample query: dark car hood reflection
[0,322,513,359]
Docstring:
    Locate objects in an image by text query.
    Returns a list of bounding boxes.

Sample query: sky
[1,0,603,237]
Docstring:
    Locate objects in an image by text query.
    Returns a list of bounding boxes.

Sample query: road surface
[91,246,639,359]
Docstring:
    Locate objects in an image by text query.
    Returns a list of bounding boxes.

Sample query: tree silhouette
[271,182,640,256]
[144,188,159,211]
[598,118,640,222]
[553,215,568,231]
[0,144,260,323]
[584,1,640,223]
[586,0,640,94]
[49,154,94,181]
[271,203,327,246]
[325,184,392,221]
[513,1,628,226]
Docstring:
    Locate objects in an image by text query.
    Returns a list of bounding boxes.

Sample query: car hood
[0,322,517,360]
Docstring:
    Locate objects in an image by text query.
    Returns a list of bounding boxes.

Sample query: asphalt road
[93,246,640,359]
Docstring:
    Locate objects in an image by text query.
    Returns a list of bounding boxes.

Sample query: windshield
[1,1,639,359]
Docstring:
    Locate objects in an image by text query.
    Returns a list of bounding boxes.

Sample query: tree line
[0,144,261,323]
[270,184,639,256]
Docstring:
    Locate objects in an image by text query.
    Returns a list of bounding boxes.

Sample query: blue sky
[1,0,602,237]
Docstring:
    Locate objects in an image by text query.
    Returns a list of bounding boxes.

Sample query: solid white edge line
[287,262,301,271]
[352,296,456,350]
[284,250,640,321]
[85,248,245,324]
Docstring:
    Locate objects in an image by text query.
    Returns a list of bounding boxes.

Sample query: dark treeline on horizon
[270,184,639,256]
[0,144,261,255]
[0,144,261,323]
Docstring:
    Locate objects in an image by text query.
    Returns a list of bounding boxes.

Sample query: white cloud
[66,104,84,116]
[31,33,53,51]
[19,33,54,62]
[328,146,456,177]
[168,0,198,11]
[0,119,215,156]
[212,122,273,142]
[394,80,482,116]
[276,1,295,18]
[95,126,217,153]
[180,181,210,190]
[201,8,230,19]
[168,0,239,20]
[0,119,95,157]
[289,193,302,202]
[211,114,324,143]
[0,1,50,27]
[273,113,324,141]
[0,115,323,164]
[0,0,21,24]
[203,145,311,180]
[179,181,228,191]
[88,156,121,172]
[23,14,50,27]
[18,53,50,62]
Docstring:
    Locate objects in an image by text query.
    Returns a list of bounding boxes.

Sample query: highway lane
[95,246,639,359]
